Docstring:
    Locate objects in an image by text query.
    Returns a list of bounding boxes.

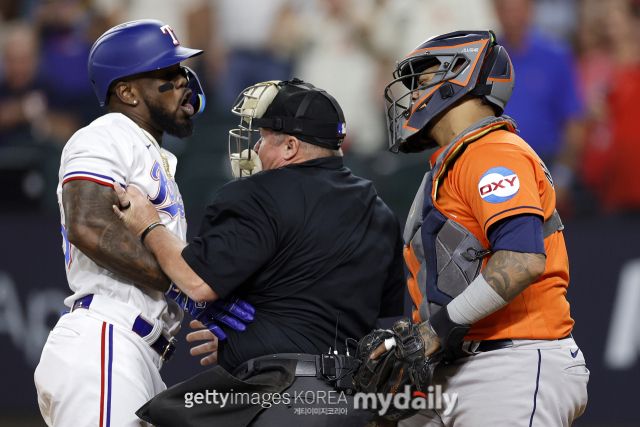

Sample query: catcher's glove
[351,318,433,420]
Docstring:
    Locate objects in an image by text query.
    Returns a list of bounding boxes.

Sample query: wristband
[429,303,470,357]
[446,273,507,325]
[141,222,165,244]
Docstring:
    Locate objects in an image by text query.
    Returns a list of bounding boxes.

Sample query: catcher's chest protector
[404,117,518,324]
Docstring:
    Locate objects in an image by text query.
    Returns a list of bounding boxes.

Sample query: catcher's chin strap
[428,302,471,361]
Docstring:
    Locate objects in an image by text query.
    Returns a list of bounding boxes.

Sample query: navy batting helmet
[384,30,514,153]
[88,19,205,116]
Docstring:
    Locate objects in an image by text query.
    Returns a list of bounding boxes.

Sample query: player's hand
[369,321,441,360]
[195,295,256,340]
[187,320,219,366]
[112,182,161,238]
[168,285,255,340]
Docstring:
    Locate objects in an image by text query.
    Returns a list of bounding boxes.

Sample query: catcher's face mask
[384,30,514,154]
[228,81,281,178]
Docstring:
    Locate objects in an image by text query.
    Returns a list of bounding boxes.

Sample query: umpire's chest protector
[404,117,518,324]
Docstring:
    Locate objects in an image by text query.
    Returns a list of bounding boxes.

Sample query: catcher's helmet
[384,30,514,153]
[88,19,205,115]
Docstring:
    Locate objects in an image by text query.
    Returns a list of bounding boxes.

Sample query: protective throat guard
[230,149,263,178]
[404,116,564,325]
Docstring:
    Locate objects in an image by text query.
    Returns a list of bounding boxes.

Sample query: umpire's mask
[229,78,346,178]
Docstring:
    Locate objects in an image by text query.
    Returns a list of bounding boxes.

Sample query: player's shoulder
[465,127,536,160]
[64,113,142,153]
[454,126,543,184]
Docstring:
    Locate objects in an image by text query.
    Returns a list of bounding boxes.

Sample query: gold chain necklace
[139,126,173,179]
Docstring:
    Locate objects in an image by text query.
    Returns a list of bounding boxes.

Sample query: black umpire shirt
[182,156,405,371]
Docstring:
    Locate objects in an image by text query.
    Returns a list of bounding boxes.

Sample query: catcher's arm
[481,250,546,303]
[371,250,545,360]
[63,180,171,292]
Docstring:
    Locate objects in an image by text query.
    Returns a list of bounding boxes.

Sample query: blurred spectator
[189,0,298,109]
[0,22,80,147]
[578,0,640,213]
[0,0,28,90]
[402,0,500,54]
[533,0,579,43]
[93,0,195,41]
[33,0,110,132]
[494,0,584,212]
[294,0,386,156]
[0,0,24,22]
[0,23,45,145]
[294,0,499,157]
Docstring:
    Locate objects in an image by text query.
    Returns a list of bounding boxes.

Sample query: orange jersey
[434,128,572,340]
[404,119,573,341]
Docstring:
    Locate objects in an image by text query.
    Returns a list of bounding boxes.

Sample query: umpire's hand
[187,320,219,366]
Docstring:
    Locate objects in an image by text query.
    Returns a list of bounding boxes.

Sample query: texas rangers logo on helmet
[478,166,519,203]
[160,25,179,45]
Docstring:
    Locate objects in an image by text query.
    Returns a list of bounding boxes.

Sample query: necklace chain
[139,127,173,179]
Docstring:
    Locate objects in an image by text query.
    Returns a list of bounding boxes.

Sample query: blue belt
[449,333,572,361]
[476,333,572,352]
[71,295,177,362]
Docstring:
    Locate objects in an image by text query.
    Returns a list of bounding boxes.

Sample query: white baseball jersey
[56,112,186,336]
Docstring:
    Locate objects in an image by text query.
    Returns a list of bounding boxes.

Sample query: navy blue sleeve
[487,214,546,255]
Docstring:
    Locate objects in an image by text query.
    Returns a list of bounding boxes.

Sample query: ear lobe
[283,136,299,160]
[115,82,138,106]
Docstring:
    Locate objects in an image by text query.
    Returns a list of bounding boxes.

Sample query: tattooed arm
[418,250,545,355]
[481,250,546,303]
[62,180,171,292]
[370,250,546,361]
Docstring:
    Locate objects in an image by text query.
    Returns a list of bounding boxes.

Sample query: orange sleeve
[456,141,545,237]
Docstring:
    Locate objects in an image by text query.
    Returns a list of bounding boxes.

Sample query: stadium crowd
[1,0,640,218]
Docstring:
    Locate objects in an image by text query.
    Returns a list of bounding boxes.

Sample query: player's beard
[143,94,195,139]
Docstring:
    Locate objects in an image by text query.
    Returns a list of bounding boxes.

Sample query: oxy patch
[478,166,519,203]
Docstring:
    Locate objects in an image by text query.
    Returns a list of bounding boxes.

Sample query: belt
[449,333,572,361]
[72,295,177,362]
[244,353,320,377]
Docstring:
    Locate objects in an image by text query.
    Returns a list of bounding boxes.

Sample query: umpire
[113,79,405,426]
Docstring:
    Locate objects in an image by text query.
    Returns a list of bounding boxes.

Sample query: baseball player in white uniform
[34,20,254,427]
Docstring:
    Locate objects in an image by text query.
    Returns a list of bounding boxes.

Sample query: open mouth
[180,89,194,116]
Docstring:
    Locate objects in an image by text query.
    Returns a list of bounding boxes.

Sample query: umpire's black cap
[251,79,347,150]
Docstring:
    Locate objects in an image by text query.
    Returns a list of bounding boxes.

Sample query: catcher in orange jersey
[363,30,589,426]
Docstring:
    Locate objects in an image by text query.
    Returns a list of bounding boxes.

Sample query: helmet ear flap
[477,45,500,85]
[470,45,514,115]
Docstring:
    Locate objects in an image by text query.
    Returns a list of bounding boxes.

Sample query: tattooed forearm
[481,250,546,302]
[62,180,170,292]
